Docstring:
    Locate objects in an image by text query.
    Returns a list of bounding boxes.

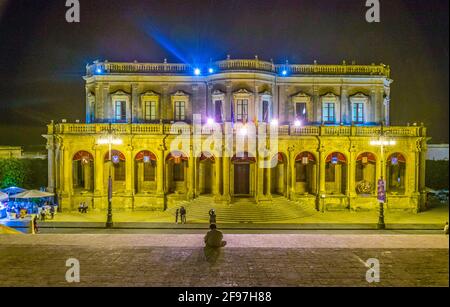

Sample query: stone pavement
[0,234,447,287]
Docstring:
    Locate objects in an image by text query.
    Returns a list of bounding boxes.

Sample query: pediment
[321,92,338,98]
[111,90,130,96]
[172,90,190,96]
[141,90,160,97]
[350,92,369,100]
[259,90,272,97]
[234,88,252,95]
[211,89,225,96]
[291,91,310,98]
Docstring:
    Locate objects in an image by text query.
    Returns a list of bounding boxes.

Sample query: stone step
[169,196,317,222]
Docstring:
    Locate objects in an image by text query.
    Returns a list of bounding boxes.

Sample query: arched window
[355,152,376,194]
[387,153,406,194]
[72,151,94,191]
[135,151,157,194]
[104,150,126,181]
[325,152,347,195]
[294,152,316,194]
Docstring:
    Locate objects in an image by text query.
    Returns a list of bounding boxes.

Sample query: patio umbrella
[10,190,54,199]
[1,187,26,196]
[0,192,8,202]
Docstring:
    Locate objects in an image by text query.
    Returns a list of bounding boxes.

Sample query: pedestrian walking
[175,208,179,224]
[209,209,216,224]
[33,215,38,234]
[180,206,186,224]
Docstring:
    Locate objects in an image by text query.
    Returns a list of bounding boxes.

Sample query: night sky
[0,0,448,147]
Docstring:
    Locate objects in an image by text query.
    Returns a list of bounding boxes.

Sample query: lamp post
[370,124,396,230]
[97,123,122,228]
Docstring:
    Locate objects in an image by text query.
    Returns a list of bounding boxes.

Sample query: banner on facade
[377,179,386,203]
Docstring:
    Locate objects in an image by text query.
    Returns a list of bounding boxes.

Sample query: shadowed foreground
[0,234,448,287]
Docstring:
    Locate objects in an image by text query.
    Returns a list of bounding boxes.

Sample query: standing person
[180,206,186,224]
[49,204,55,220]
[175,208,179,224]
[445,222,449,235]
[209,209,216,224]
[33,215,38,234]
[40,207,46,221]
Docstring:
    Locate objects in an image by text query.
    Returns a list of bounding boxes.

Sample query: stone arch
[134,150,157,194]
[72,150,94,191]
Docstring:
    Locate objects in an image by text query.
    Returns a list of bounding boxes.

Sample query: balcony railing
[86,59,390,78]
[49,123,424,137]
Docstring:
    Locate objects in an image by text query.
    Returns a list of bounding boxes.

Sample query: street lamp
[97,123,123,228]
[370,125,396,229]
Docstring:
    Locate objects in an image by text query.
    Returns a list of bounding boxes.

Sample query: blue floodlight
[208,68,214,74]
[281,70,288,76]
[194,68,201,76]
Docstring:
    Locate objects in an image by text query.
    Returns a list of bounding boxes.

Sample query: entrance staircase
[168,195,317,223]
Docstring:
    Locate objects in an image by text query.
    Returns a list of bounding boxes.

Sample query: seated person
[204,224,227,248]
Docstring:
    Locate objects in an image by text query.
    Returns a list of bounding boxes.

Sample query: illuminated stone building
[44,57,428,213]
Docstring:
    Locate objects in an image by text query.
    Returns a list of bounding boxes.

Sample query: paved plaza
[0,234,448,287]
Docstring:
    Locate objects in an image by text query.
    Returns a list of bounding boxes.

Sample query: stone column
[319,148,326,194]
[370,88,376,123]
[125,146,134,196]
[224,82,232,122]
[340,86,349,124]
[214,156,222,200]
[103,84,111,121]
[222,155,231,202]
[188,148,195,199]
[313,88,321,124]
[254,85,260,122]
[291,155,296,198]
[46,136,55,193]
[266,163,272,200]
[257,157,264,202]
[161,85,168,121]
[348,148,357,206]
[156,147,165,195]
[131,83,139,123]
[85,86,91,123]
[286,147,293,199]
[95,84,103,121]
[94,146,104,195]
[62,146,72,195]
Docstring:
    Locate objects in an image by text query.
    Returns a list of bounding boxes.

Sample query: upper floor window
[144,101,157,121]
[236,99,248,122]
[323,102,335,123]
[262,100,269,123]
[174,101,185,121]
[352,102,364,124]
[115,100,126,122]
[214,100,223,122]
[296,102,307,122]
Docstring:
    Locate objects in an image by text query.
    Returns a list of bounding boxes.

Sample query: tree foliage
[0,158,47,189]
[426,160,449,190]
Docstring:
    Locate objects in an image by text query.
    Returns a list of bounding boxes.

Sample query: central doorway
[234,163,250,195]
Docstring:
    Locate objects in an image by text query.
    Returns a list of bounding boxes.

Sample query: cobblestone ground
[0,234,448,287]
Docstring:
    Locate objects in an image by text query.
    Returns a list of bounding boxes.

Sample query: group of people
[78,202,89,213]
[38,203,55,221]
[174,206,187,224]
[174,206,226,248]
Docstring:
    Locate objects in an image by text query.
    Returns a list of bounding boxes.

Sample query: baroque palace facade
[44,57,428,212]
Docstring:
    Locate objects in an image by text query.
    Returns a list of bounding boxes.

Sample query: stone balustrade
[86,59,390,78]
[49,123,424,137]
